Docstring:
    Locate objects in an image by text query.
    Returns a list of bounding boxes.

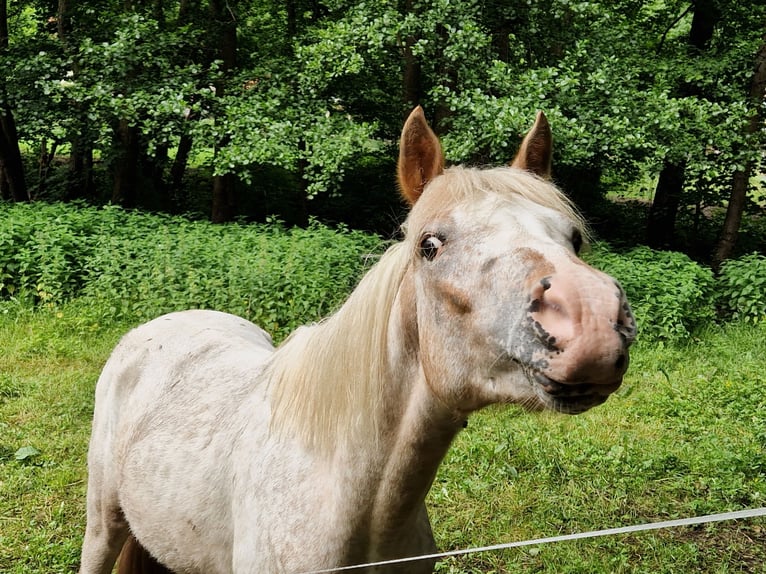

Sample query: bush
[716,252,766,323]
[81,217,383,341]
[584,244,716,342]
[0,203,382,342]
[4,202,762,344]
[0,202,102,304]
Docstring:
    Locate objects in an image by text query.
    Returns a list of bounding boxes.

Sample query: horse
[78,107,636,574]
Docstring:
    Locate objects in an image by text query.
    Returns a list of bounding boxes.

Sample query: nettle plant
[584,244,716,342]
[716,252,766,323]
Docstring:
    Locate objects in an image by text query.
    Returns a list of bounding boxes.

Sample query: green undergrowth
[1,309,764,573]
[430,325,766,573]
[1,202,765,344]
[0,202,383,342]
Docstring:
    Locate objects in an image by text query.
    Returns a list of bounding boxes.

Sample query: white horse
[78,107,636,574]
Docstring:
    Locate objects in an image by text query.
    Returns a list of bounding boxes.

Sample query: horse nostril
[613,298,637,345]
[615,354,626,371]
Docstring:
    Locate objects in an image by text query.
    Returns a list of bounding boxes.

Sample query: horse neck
[365,268,465,541]
[268,252,464,559]
[370,377,463,534]
[268,243,417,454]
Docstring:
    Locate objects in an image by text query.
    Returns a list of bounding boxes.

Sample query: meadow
[1,203,765,573]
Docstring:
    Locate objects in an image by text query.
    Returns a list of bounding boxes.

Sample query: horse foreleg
[78,494,130,574]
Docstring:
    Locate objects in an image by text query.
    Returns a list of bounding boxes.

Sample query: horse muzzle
[525,264,636,402]
[529,370,623,414]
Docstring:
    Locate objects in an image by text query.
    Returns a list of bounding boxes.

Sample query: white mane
[266,241,410,453]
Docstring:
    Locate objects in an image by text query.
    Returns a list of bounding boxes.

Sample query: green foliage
[0,202,99,304]
[584,244,716,342]
[81,215,382,341]
[10,12,215,154]
[0,203,382,342]
[14,446,40,463]
[716,252,766,323]
[3,0,766,227]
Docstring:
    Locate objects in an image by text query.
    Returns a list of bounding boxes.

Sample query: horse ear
[397,106,445,205]
[510,111,552,179]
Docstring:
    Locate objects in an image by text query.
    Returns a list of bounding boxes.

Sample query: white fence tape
[300,507,766,574]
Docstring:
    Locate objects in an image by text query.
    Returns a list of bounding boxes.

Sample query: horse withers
[78,107,636,574]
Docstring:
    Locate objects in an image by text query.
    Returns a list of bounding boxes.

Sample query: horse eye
[419,234,444,261]
[571,229,583,254]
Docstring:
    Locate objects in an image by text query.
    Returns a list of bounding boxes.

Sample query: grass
[1,307,765,573]
[431,323,766,572]
[0,308,127,573]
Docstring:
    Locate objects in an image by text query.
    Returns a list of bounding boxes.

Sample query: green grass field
[1,307,765,573]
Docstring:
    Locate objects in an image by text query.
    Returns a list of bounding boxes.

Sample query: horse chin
[525,369,621,415]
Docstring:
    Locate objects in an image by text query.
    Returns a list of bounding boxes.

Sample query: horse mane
[267,165,585,454]
[267,241,411,453]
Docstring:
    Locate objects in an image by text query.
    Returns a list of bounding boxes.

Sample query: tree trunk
[647,0,719,247]
[403,41,421,110]
[112,120,140,206]
[56,0,68,43]
[36,139,59,199]
[0,105,28,202]
[0,159,8,199]
[57,0,92,201]
[432,23,454,136]
[553,164,605,227]
[286,0,297,38]
[153,0,165,27]
[687,0,720,52]
[646,161,685,249]
[211,173,237,223]
[65,138,95,201]
[169,132,193,210]
[209,0,238,222]
[0,0,7,44]
[0,0,28,201]
[491,20,513,64]
[712,29,766,267]
[178,0,199,22]
[401,0,422,114]
[144,143,170,209]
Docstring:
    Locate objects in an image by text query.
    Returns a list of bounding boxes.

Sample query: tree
[2,0,764,244]
[646,0,720,250]
[0,0,29,201]
[713,29,766,266]
[209,0,239,222]
[55,0,96,201]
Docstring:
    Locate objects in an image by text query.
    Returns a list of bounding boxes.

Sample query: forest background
[2,2,766,572]
[0,0,765,267]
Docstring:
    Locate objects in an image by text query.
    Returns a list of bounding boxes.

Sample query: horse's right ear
[510,111,553,179]
[397,106,445,205]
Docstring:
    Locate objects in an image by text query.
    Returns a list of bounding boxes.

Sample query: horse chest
[224,440,436,573]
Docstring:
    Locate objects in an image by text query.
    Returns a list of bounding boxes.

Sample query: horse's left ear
[510,111,552,179]
[398,106,445,205]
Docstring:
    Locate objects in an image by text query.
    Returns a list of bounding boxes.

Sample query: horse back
[95,309,273,407]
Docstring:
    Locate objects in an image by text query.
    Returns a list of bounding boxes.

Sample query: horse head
[397,106,636,416]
